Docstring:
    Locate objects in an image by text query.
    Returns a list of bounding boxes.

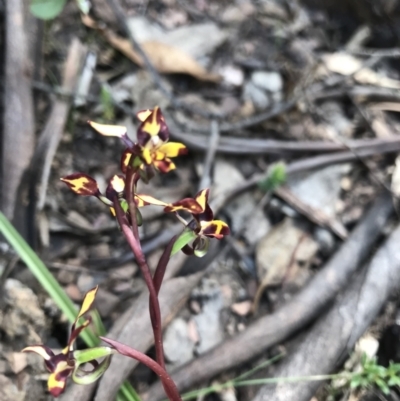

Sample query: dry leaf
[82,16,220,82]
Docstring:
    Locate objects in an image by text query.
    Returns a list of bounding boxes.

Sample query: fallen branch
[2,0,35,219]
[145,192,393,400]
[253,222,400,401]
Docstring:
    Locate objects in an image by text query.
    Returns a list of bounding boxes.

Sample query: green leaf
[30,0,67,20]
[258,162,287,193]
[171,229,197,255]
[76,0,90,14]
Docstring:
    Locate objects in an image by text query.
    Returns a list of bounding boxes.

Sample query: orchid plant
[23,107,230,400]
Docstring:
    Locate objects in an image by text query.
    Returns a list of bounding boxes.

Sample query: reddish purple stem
[101,337,182,401]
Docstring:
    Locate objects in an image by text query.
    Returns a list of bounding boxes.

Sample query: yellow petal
[88,121,126,137]
[77,286,98,319]
[195,189,209,211]
[141,148,152,164]
[159,142,187,158]
[141,106,161,137]
[135,194,169,207]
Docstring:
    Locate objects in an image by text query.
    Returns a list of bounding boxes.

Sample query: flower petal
[135,194,169,208]
[137,107,169,145]
[153,159,176,173]
[200,220,230,239]
[77,286,98,320]
[158,142,187,158]
[141,148,152,165]
[88,121,126,138]
[47,361,72,397]
[60,173,99,196]
[22,345,54,360]
[164,198,203,214]
[109,175,125,194]
[194,189,209,212]
[120,149,132,174]
[136,109,153,122]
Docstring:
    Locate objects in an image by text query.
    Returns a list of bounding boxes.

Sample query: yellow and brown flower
[22,287,111,397]
[136,188,230,253]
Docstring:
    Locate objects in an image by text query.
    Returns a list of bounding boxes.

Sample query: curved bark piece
[253,222,400,401]
[145,192,393,400]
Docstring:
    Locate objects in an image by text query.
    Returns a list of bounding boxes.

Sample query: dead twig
[144,193,393,400]
[274,186,348,239]
[198,120,220,191]
[2,0,35,219]
[36,39,86,211]
[253,222,400,401]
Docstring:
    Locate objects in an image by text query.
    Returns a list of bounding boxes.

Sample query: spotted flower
[22,287,112,396]
[60,173,128,215]
[136,188,230,255]
[89,107,187,174]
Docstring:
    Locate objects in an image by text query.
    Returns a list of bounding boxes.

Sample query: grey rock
[288,164,351,217]
[193,279,224,354]
[251,71,283,92]
[243,81,271,110]
[163,318,194,366]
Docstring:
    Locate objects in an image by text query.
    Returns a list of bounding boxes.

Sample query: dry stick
[198,120,220,191]
[36,39,86,210]
[212,139,400,216]
[253,222,400,401]
[2,0,35,219]
[171,131,400,155]
[145,192,394,400]
[274,186,348,239]
[104,0,222,120]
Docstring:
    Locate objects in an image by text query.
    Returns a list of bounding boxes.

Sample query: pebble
[243,81,271,110]
[251,71,283,92]
[163,318,195,365]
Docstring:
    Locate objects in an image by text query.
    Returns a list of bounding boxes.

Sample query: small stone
[243,81,271,110]
[65,284,82,302]
[251,71,283,92]
[231,301,252,316]
[314,227,335,255]
[95,288,120,317]
[219,65,244,86]
[6,352,28,374]
[163,318,195,366]
[194,287,224,354]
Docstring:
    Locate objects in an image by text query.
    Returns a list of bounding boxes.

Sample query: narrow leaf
[171,230,197,256]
